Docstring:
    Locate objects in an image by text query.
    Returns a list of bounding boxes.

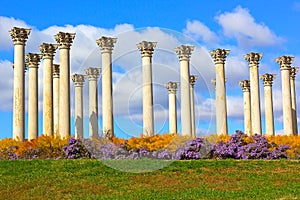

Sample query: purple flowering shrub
[63,138,92,159]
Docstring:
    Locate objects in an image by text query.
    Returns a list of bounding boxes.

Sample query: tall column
[137,41,157,136]
[276,56,294,135]
[10,27,31,141]
[245,52,263,135]
[25,53,42,140]
[96,36,117,139]
[85,67,101,138]
[290,67,299,135]
[53,64,60,137]
[210,49,230,136]
[40,43,58,136]
[260,74,276,136]
[239,80,251,135]
[71,74,85,139]
[55,32,75,138]
[190,75,198,138]
[175,45,194,136]
[165,82,179,134]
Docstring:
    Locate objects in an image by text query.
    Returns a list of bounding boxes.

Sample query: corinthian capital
[239,80,250,92]
[71,74,85,87]
[290,67,299,80]
[53,64,60,78]
[137,41,157,57]
[25,53,42,68]
[39,43,58,59]
[190,75,198,88]
[175,45,194,61]
[276,56,294,71]
[85,67,101,81]
[96,36,117,53]
[244,52,263,66]
[210,48,230,65]
[9,27,31,45]
[165,82,179,94]
[260,74,276,86]
[54,32,75,49]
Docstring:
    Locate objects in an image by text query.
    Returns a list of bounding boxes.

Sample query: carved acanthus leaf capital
[137,41,157,57]
[276,56,294,71]
[260,74,276,86]
[71,74,85,87]
[53,64,60,78]
[239,80,251,92]
[25,53,42,67]
[175,45,194,61]
[189,75,198,87]
[39,43,58,59]
[244,52,263,67]
[85,67,101,81]
[210,48,230,65]
[96,36,117,53]
[165,82,179,94]
[290,67,299,80]
[9,27,31,45]
[54,32,75,49]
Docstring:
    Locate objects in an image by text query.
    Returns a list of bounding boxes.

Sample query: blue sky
[1,0,300,139]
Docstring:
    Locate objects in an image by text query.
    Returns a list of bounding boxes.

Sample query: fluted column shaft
[239,80,251,135]
[137,41,156,136]
[97,37,117,139]
[190,75,198,138]
[10,27,30,141]
[55,32,75,138]
[210,49,229,136]
[290,67,298,135]
[53,64,60,137]
[165,82,179,134]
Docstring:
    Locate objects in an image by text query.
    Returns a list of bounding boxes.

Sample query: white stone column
[276,56,294,135]
[55,32,75,138]
[25,53,42,140]
[71,74,85,139]
[53,64,60,137]
[40,43,58,136]
[239,80,251,135]
[260,74,276,136]
[190,75,198,138]
[210,49,230,136]
[290,67,298,135]
[85,67,101,138]
[175,45,194,136]
[165,82,179,134]
[96,36,117,139]
[10,27,31,141]
[245,52,262,135]
[137,41,157,136]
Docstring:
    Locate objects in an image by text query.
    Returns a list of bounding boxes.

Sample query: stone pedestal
[175,45,194,136]
[165,82,179,134]
[290,67,298,135]
[40,43,58,136]
[85,67,101,138]
[96,36,117,139]
[53,64,60,137]
[260,74,276,136]
[239,80,251,135]
[55,32,75,138]
[71,74,85,139]
[137,41,157,136]
[10,27,31,141]
[210,49,230,136]
[245,52,263,135]
[276,56,294,135]
[190,75,198,138]
[25,53,42,140]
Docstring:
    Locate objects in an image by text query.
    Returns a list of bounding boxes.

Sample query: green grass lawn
[0,159,299,200]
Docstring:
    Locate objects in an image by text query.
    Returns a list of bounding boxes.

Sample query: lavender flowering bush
[63,138,92,159]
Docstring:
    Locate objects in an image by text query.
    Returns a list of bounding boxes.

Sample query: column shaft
[53,65,60,137]
[190,75,198,138]
[169,92,177,134]
[281,69,293,135]
[244,91,251,135]
[89,79,98,138]
[290,67,298,135]
[264,85,274,135]
[74,86,83,138]
[28,66,38,139]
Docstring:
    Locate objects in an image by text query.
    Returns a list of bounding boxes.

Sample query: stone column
[53,64,60,137]
[71,74,85,139]
[290,67,299,135]
[239,80,251,135]
[165,82,179,134]
[9,27,31,141]
[55,32,75,138]
[96,36,117,139]
[175,45,194,136]
[85,67,101,138]
[210,49,230,136]
[137,41,157,136]
[276,56,294,135]
[260,74,276,136]
[25,53,42,140]
[40,43,58,136]
[190,75,198,138]
[245,52,263,135]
